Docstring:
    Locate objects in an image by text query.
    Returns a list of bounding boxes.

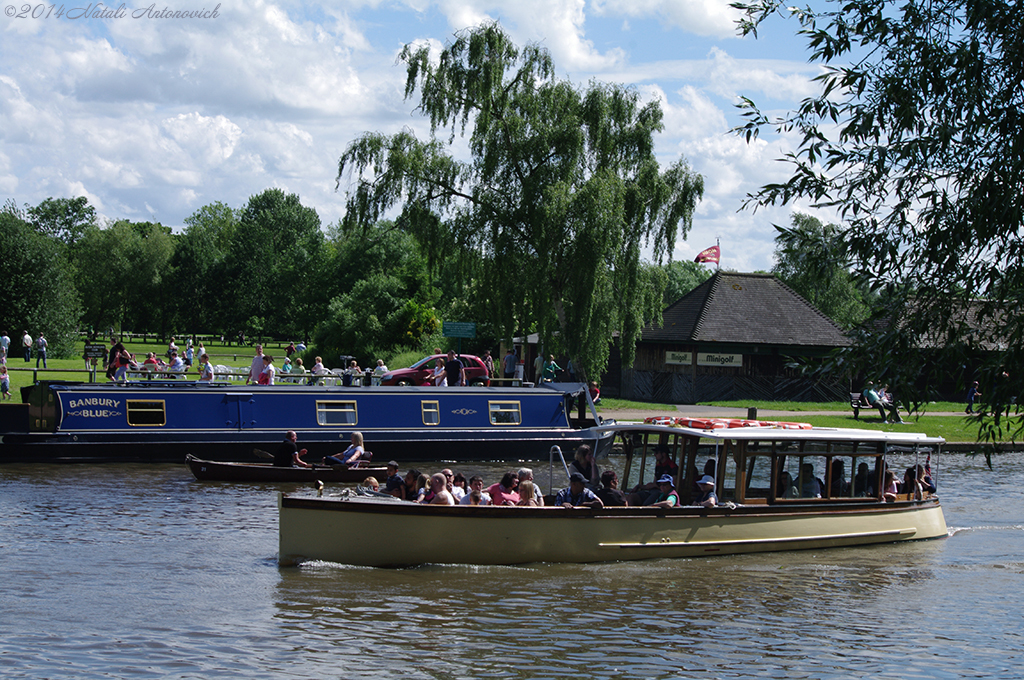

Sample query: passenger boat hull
[185,455,389,484]
[278,495,948,567]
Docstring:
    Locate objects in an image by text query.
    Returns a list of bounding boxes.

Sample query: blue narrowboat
[0,380,611,463]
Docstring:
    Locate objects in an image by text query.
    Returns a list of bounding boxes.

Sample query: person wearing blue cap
[651,474,680,508]
[554,472,604,509]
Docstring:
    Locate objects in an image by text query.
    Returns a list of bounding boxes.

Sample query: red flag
[694,245,720,264]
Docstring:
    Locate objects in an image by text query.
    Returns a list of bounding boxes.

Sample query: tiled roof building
[608,272,851,403]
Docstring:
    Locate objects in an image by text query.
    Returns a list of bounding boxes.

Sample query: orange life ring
[725,419,762,428]
[644,416,676,426]
[675,417,715,429]
[775,421,813,430]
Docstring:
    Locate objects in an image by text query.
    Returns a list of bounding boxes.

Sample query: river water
[1,452,1022,679]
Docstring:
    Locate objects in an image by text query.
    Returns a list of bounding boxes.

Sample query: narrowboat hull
[278,494,948,567]
[185,455,390,484]
[0,381,606,463]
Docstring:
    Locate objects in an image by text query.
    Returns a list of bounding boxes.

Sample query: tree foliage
[223,189,327,340]
[73,220,175,334]
[336,23,703,382]
[662,260,713,307]
[27,196,97,247]
[733,0,1024,437]
[0,204,81,356]
[771,213,869,329]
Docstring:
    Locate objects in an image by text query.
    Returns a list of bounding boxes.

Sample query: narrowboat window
[316,401,358,425]
[422,401,440,426]
[488,401,522,425]
[127,400,166,427]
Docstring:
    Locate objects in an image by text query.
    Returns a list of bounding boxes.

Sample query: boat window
[316,401,358,425]
[488,401,522,425]
[126,400,166,427]
[421,401,440,426]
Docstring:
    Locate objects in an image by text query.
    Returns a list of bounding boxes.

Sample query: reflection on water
[0,454,1022,678]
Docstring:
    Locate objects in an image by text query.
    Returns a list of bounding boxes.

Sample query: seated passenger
[487,472,521,506]
[917,464,937,494]
[829,459,850,497]
[459,475,492,505]
[882,469,899,502]
[322,432,371,467]
[516,480,539,506]
[362,476,380,492]
[273,430,311,468]
[423,473,455,505]
[518,467,544,506]
[442,468,465,502]
[651,474,680,508]
[401,469,421,501]
[903,466,923,500]
[853,462,871,496]
[595,469,628,507]
[384,461,404,498]
[799,463,823,498]
[628,445,678,505]
[569,445,600,490]
[777,470,798,498]
[555,472,604,508]
[692,475,718,507]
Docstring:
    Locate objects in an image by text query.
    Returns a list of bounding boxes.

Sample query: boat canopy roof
[593,421,945,447]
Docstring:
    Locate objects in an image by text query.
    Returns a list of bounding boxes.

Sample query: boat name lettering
[67,409,123,418]
[68,398,122,409]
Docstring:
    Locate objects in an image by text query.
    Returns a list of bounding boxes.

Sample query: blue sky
[0,0,835,272]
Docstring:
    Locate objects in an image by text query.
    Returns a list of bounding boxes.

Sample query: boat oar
[253,448,273,460]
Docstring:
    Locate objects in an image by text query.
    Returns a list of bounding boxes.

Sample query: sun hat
[698,475,716,488]
[656,474,675,486]
[569,472,586,483]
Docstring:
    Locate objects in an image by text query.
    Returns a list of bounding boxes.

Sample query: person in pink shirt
[487,471,521,506]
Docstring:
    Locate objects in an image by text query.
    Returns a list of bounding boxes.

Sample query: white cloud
[592,0,741,39]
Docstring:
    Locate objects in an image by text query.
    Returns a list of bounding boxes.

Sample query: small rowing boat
[186,454,389,484]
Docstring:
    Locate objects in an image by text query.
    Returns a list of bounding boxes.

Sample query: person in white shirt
[459,475,492,505]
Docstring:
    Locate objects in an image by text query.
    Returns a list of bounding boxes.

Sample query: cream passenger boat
[278,421,947,567]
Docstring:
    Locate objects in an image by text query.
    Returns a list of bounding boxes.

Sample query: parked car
[378,354,491,386]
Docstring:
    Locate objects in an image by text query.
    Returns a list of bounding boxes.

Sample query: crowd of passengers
[777,459,936,501]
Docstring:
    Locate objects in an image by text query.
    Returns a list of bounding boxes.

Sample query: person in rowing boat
[323,432,371,467]
[596,470,628,507]
[690,475,717,508]
[274,431,312,468]
[555,472,604,509]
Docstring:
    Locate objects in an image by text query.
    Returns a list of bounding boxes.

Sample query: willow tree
[733,0,1024,439]
[336,23,703,382]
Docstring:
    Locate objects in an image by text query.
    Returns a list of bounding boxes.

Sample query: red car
[378,354,491,386]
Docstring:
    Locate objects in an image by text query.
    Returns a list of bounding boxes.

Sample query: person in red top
[487,471,521,506]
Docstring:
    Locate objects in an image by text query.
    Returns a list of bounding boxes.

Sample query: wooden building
[606,272,850,403]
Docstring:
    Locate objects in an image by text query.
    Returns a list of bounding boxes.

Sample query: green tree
[0,203,82,357]
[733,0,1024,437]
[771,213,869,329]
[336,23,703,383]
[74,220,174,334]
[224,189,326,340]
[662,260,713,307]
[168,202,237,335]
[27,196,97,247]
